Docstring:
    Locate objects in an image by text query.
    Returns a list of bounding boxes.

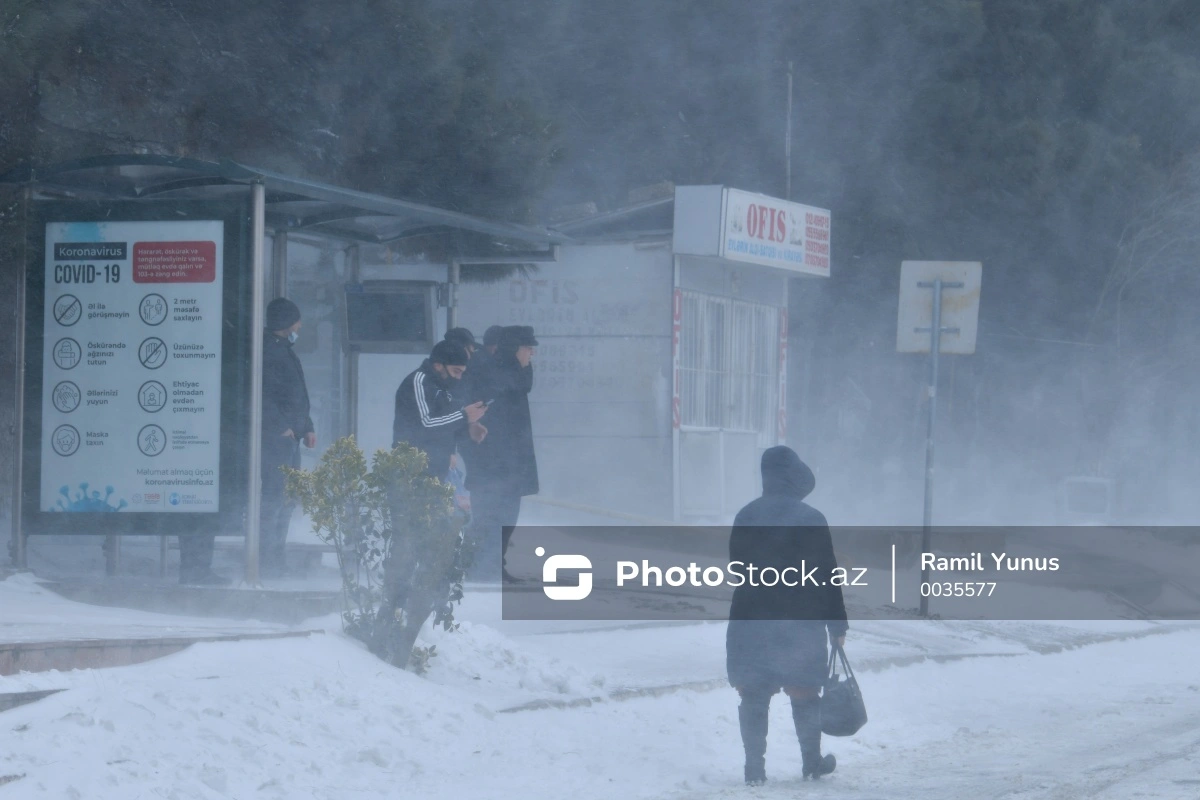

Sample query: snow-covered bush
[284,437,465,671]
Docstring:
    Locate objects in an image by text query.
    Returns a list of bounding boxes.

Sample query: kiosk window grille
[679,291,781,448]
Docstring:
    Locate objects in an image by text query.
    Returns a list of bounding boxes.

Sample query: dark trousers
[260,439,300,575]
[737,685,823,776]
[465,485,522,579]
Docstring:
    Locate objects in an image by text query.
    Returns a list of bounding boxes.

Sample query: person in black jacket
[463,325,538,582]
[392,340,487,479]
[258,297,317,578]
[726,446,848,785]
[480,325,504,357]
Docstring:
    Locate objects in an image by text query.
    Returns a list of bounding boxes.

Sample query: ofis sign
[671,186,831,277]
[721,188,831,277]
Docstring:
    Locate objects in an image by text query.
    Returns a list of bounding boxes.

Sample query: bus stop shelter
[2,154,566,581]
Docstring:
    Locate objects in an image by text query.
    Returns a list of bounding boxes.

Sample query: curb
[0,629,322,676]
[496,621,1200,714]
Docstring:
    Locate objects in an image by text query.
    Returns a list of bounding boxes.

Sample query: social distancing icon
[139,293,168,326]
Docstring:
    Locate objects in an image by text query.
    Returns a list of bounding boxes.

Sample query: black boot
[791,696,836,779]
[738,694,769,785]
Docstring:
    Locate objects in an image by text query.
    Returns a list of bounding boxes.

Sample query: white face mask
[287,330,299,344]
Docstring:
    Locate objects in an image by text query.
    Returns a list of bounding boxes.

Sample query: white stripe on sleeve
[414,371,465,427]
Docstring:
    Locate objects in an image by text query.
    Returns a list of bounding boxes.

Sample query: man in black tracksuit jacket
[392,340,487,479]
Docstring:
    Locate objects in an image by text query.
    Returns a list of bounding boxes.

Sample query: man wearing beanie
[443,327,477,359]
[463,325,539,582]
[393,340,488,479]
[443,327,479,402]
[259,297,316,578]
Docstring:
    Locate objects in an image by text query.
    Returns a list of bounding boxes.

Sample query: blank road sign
[896,261,983,354]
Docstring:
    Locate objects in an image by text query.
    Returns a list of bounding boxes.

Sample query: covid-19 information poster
[39,220,225,514]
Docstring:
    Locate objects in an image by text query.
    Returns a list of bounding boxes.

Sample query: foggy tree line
[3,0,1200,520]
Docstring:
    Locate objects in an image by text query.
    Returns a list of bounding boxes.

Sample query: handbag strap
[834,642,856,681]
[827,642,856,682]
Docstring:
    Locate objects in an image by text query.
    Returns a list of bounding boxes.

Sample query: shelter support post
[271,230,288,299]
[10,188,29,569]
[245,182,266,585]
[104,533,120,576]
[447,260,460,332]
[345,245,360,440]
[671,257,682,522]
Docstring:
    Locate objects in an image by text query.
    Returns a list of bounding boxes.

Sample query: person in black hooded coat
[726,445,848,785]
[462,326,538,580]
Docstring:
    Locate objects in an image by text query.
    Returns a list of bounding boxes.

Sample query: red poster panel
[133,241,217,283]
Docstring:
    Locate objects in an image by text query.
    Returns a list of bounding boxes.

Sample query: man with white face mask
[259,297,315,578]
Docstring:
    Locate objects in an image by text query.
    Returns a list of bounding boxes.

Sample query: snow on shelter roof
[0,154,572,248]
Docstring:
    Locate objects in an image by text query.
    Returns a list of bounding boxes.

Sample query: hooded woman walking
[726,446,849,785]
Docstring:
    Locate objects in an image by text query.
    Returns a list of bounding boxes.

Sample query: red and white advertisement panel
[720,188,831,277]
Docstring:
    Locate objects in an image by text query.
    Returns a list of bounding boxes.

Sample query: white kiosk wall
[456,242,674,521]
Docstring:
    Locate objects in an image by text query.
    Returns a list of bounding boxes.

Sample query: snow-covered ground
[2,575,1199,798]
[0,573,293,643]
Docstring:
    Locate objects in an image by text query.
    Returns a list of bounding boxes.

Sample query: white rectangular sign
[896,261,983,354]
[41,220,224,513]
[720,188,831,277]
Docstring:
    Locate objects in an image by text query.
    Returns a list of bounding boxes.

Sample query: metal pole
[671,257,682,522]
[346,245,360,440]
[11,188,29,569]
[270,230,289,300]
[785,61,794,201]
[245,182,266,585]
[918,278,943,617]
[104,533,121,576]
[447,260,460,333]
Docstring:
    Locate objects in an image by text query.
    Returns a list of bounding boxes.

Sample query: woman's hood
[760,445,815,500]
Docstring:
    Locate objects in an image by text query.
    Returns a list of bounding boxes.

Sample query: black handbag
[821,642,867,736]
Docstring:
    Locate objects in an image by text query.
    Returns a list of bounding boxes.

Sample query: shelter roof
[1,155,570,249]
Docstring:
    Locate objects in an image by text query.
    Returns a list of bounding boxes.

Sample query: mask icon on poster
[51,424,80,456]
